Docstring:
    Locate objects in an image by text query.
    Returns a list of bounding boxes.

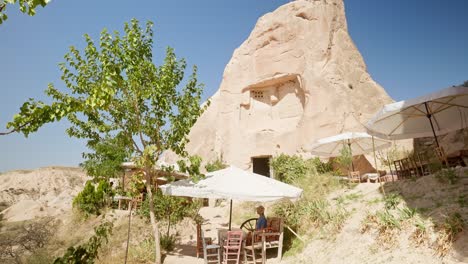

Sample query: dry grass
[434,212,465,257]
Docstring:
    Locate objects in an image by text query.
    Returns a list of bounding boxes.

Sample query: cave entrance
[252,156,271,177]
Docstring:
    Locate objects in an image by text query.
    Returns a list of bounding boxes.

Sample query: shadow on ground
[382,168,468,262]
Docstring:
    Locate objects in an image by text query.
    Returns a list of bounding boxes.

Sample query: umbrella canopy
[308,132,391,158]
[160,165,302,202]
[366,86,468,145]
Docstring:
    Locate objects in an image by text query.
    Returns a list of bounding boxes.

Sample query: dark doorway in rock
[252,156,271,177]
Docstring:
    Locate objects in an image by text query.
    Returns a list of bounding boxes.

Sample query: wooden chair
[263,217,284,260]
[243,231,263,264]
[222,231,243,264]
[405,156,419,177]
[131,193,144,211]
[197,224,213,258]
[393,160,403,179]
[415,152,431,176]
[201,227,221,264]
[348,171,361,183]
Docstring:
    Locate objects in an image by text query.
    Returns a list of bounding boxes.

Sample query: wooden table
[113,195,133,210]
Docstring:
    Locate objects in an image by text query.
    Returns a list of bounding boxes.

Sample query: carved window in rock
[241,78,305,133]
[251,90,270,106]
[252,90,264,99]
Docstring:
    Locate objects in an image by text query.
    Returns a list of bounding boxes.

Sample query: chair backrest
[226,231,243,248]
[400,157,410,169]
[266,217,283,233]
[200,227,209,263]
[197,224,206,257]
[132,193,144,210]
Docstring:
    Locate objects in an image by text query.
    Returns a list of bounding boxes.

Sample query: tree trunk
[166,215,171,238]
[145,170,162,264]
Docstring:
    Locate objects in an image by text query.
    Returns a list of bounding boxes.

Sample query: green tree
[0,0,49,24]
[80,136,131,178]
[4,19,208,264]
[335,145,353,171]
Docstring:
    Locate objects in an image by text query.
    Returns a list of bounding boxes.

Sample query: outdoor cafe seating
[200,216,285,264]
[392,146,468,179]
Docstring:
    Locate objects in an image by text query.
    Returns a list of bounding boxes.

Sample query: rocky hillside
[0,167,88,222]
[282,171,468,264]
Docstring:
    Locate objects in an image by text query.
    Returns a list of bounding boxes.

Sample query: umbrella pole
[424,102,448,167]
[229,199,233,231]
[348,140,355,171]
[424,102,441,148]
[372,136,386,196]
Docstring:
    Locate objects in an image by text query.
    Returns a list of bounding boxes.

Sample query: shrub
[308,157,333,174]
[398,206,417,220]
[273,198,347,237]
[435,168,459,184]
[271,154,307,183]
[73,179,113,216]
[335,146,353,171]
[139,189,202,236]
[384,192,400,210]
[205,156,228,172]
[160,234,177,252]
[53,221,113,264]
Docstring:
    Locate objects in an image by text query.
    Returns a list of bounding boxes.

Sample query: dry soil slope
[0,166,88,222]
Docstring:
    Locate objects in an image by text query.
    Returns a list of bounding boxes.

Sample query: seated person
[246,205,267,246]
[256,205,267,230]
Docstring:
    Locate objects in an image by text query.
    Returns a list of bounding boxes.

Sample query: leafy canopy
[80,136,131,178]
[0,0,49,24]
[6,19,208,168]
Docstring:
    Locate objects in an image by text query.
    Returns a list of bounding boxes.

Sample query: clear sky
[1,0,467,172]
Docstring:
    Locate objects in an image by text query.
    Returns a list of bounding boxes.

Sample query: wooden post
[124,201,133,264]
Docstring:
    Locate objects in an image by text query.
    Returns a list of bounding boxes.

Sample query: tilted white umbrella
[160,165,302,229]
[308,132,391,171]
[366,85,468,148]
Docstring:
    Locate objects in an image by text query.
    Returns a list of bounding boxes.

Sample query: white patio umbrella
[160,165,303,230]
[308,132,391,171]
[366,86,468,148]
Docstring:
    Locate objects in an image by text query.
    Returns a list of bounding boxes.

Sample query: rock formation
[172,0,394,172]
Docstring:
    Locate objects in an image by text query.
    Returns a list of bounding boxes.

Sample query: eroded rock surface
[173,0,393,169]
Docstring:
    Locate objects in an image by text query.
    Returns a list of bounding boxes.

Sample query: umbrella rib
[430,96,458,113]
[410,105,428,116]
[373,105,425,124]
[431,102,468,114]
[353,140,367,153]
[427,103,443,131]
[387,106,421,136]
[328,141,342,156]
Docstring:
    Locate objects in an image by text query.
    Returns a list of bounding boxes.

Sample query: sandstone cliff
[179,0,393,169]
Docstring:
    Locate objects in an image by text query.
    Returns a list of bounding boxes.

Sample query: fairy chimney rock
[178,0,393,170]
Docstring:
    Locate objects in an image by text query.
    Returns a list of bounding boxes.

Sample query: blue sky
[0,0,467,172]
